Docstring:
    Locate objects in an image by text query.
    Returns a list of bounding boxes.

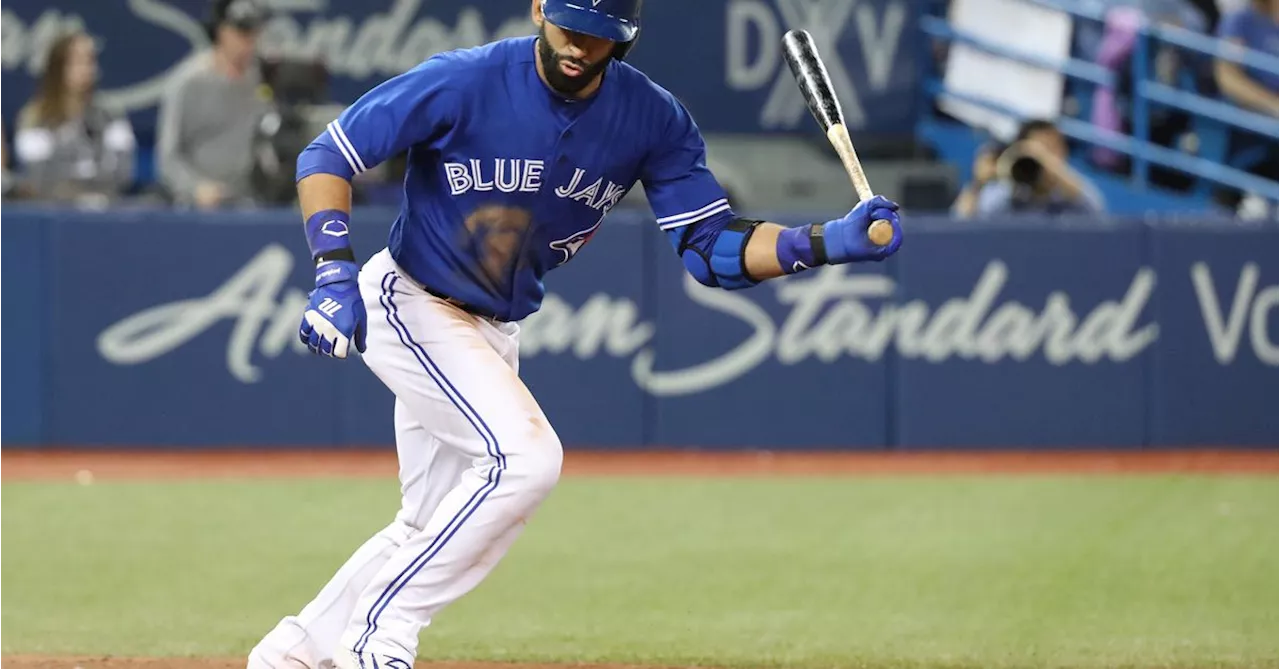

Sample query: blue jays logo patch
[549,216,603,266]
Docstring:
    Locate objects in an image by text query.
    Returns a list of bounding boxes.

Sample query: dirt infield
[3,448,1274,669]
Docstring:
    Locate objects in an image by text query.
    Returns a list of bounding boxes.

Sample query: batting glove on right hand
[822,195,904,263]
[299,260,367,359]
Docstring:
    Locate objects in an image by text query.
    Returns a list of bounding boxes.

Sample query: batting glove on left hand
[822,195,904,263]
[299,260,367,359]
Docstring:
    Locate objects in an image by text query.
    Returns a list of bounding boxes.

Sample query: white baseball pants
[249,249,563,669]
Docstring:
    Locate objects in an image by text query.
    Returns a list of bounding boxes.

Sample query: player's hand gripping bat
[782,29,894,247]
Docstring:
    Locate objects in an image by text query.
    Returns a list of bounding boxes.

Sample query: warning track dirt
[3,448,1273,482]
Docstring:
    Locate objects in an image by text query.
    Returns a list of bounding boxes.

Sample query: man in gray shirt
[156,0,272,209]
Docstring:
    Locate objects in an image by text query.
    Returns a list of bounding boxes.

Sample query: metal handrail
[919,16,1117,87]
[1151,20,1280,73]
[926,82,1279,196]
[1140,80,1279,138]
[1024,0,1280,73]
[922,6,1279,201]
[1018,0,1280,73]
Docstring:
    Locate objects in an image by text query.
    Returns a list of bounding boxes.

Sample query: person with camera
[975,119,1106,215]
[950,140,1001,218]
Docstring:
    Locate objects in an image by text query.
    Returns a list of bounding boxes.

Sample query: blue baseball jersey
[297,35,735,321]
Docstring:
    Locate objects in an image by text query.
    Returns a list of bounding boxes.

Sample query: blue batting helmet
[541,0,643,60]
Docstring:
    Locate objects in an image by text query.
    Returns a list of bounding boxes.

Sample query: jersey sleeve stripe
[326,122,363,175]
[330,121,368,173]
[656,199,731,230]
[655,198,729,226]
[325,121,368,175]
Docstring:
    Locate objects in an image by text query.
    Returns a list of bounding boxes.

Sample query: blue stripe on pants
[354,272,508,656]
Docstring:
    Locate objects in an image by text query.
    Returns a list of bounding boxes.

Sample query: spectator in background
[1214,0,1279,115]
[950,140,1001,218]
[2,123,14,199]
[1084,2,1212,194]
[1212,0,1277,214]
[12,31,136,207]
[156,0,272,210]
[976,119,1106,215]
[1217,0,1250,14]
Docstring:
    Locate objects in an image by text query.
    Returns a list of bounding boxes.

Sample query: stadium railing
[917,0,1279,208]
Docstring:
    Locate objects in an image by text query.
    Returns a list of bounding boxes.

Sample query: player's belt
[421,285,506,323]
[387,253,508,322]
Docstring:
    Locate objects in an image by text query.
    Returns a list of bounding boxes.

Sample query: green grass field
[2,474,1276,669]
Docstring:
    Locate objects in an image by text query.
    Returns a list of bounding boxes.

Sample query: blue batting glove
[822,195,904,263]
[299,260,367,359]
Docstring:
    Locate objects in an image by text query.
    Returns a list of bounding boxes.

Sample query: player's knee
[525,438,564,496]
[508,429,563,499]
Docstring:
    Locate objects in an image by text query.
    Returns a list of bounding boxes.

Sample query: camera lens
[1010,156,1042,186]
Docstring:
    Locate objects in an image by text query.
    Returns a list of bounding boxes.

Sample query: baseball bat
[781,29,894,247]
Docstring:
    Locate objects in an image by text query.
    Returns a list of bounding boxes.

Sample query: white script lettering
[97,255,1200,394]
[626,261,1159,394]
[258,0,530,84]
[96,245,311,383]
[3,1,531,114]
[1192,261,1278,366]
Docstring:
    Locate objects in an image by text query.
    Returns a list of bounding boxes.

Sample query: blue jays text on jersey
[296,35,736,322]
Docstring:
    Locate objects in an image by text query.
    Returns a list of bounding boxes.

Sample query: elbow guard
[674,217,763,291]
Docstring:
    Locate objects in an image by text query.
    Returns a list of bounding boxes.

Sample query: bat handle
[826,124,894,247]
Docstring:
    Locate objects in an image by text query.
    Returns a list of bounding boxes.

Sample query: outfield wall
[2,207,1275,450]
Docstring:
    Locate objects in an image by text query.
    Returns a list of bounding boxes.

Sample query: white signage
[94,244,1280,399]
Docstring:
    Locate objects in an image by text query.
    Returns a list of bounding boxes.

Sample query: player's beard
[537,25,610,96]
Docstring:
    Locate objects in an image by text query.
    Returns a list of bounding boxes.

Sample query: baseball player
[248,1,903,667]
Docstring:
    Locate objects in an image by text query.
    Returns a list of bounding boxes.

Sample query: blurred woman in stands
[13,30,136,207]
[1213,0,1277,215]
[1085,1,1213,195]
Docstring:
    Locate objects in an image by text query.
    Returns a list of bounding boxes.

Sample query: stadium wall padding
[2,207,1275,450]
